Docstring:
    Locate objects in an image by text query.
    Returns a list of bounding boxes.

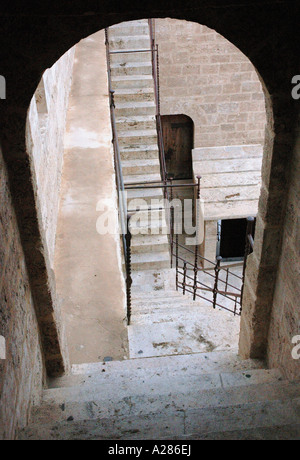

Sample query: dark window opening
[217,218,256,261]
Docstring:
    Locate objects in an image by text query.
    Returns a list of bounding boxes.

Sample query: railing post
[240,216,255,309]
[170,205,174,268]
[193,176,201,300]
[169,175,174,267]
[125,215,133,325]
[183,262,187,295]
[213,256,222,309]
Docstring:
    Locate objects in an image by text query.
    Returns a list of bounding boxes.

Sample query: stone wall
[27,48,75,267]
[0,149,45,440]
[267,132,300,381]
[155,18,267,148]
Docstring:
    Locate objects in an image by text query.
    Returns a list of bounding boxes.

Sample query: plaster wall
[27,48,75,267]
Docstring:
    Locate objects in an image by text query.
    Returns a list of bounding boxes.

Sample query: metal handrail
[148,19,168,195]
[105,28,133,324]
[105,29,128,250]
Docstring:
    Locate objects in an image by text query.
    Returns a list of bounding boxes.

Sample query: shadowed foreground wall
[0,149,45,440]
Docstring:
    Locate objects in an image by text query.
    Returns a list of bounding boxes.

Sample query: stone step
[44,367,281,409]
[129,209,167,227]
[110,51,152,64]
[111,19,149,28]
[131,235,170,254]
[54,351,265,382]
[118,128,158,147]
[126,188,164,204]
[124,173,161,185]
[110,61,153,76]
[131,251,171,270]
[112,74,154,89]
[130,219,169,236]
[18,394,300,440]
[115,101,156,117]
[114,87,154,104]
[122,158,161,176]
[20,367,299,438]
[116,115,156,131]
[120,144,159,160]
[109,36,151,51]
[108,23,149,37]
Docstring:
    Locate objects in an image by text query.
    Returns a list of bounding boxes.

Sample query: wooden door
[161,114,194,180]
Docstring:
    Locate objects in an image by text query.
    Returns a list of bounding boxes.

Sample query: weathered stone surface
[0,0,299,439]
[156,18,267,148]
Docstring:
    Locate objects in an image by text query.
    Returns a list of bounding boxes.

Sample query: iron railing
[172,213,256,316]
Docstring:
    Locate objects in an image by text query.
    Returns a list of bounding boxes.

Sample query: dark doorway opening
[161,114,194,180]
[218,218,256,260]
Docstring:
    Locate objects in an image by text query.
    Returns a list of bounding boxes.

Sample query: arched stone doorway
[0,2,299,380]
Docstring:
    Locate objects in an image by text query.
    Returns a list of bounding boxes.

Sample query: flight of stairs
[18,351,300,440]
[108,20,170,271]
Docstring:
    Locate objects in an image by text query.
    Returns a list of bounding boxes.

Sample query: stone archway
[0,1,299,377]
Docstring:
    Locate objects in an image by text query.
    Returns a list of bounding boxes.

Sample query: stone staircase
[18,351,300,440]
[108,20,170,271]
[128,268,241,359]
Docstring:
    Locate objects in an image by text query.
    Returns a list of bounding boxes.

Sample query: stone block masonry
[156,19,267,148]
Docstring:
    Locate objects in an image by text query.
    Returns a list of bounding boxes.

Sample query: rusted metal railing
[173,216,256,316]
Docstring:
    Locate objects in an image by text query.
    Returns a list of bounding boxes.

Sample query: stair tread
[116,115,156,122]
[118,129,157,137]
[120,143,158,152]
[110,61,152,68]
[114,87,154,95]
[112,75,153,81]
[122,158,160,166]
[45,367,282,398]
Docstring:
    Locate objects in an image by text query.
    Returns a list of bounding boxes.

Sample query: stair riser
[109,37,151,51]
[110,52,152,64]
[126,194,164,204]
[132,259,170,271]
[123,164,161,175]
[116,119,156,131]
[115,92,154,104]
[130,226,169,236]
[116,105,156,117]
[111,65,153,76]
[120,149,159,160]
[109,25,149,36]
[118,134,158,147]
[112,78,153,89]
[132,243,170,254]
